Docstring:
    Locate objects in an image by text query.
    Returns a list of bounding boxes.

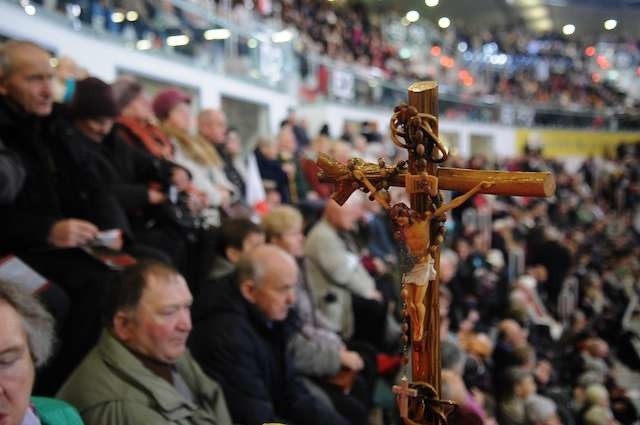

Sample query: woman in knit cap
[66,76,191,267]
[151,86,236,213]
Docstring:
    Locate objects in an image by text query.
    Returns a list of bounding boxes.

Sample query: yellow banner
[516,129,639,157]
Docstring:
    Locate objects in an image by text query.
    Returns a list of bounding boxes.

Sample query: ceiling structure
[366,0,640,38]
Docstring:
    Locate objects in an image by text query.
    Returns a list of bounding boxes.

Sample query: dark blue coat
[189,274,349,425]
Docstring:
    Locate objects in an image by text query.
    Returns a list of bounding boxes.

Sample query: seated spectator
[281,108,310,151]
[191,216,265,316]
[189,244,350,425]
[304,196,390,348]
[153,92,234,211]
[511,273,563,342]
[276,123,309,203]
[67,76,193,265]
[206,217,265,282]
[493,319,531,386]
[57,261,232,425]
[254,136,290,205]
[114,80,229,288]
[525,394,562,425]
[0,282,83,425]
[262,205,375,425]
[0,138,25,205]
[196,108,245,206]
[0,40,124,393]
[496,367,538,425]
[111,75,174,160]
[583,406,620,425]
[571,371,605,415]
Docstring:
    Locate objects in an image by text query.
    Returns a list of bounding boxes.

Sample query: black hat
[68,77,119,119]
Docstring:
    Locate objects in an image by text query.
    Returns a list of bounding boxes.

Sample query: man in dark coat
[0,40,126,393]
[189,244,349,425]
[0,43,128,256]
[0,138,25,204]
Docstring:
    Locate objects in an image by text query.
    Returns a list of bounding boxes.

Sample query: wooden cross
[318,81,555,424]
[393,376,418,418]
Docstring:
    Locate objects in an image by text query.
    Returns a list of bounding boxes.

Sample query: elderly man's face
[0,45,54,116]
[116,274,193,364]
[327,199,362,231]
[245,254,298,322]
[0,300,35,425]
[502,319,528,348]
[199,111,227,145]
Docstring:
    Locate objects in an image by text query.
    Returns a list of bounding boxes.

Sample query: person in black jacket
[67,76,193,267]
[0,138,25,205]
[0,42,129,257]
[189,244,349,425]
[0,40,127,393]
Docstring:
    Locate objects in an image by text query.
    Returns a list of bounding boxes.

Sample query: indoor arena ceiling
[366,0,640,37]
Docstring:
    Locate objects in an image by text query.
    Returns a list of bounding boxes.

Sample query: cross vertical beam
[406,81,442,416]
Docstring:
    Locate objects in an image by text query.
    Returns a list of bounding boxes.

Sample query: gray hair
[236,244,294,288]
[525,394,557,423]
[0,40,47,79]
[584,383,609,407]
[441,338,466,374]
[440,248,459,268]
[236,253,267,287]
[0,281,55,368]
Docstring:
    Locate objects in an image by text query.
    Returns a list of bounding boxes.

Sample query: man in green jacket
[57,261,232,425]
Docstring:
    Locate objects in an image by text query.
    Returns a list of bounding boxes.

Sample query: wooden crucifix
[317,81,555,425]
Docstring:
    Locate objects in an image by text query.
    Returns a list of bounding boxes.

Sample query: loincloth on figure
[402,256,437,286]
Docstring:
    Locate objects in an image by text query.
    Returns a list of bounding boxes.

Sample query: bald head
[236,244,298,321]
[1,41,45,77]
[0,40,54,116]
[198,108,227,145]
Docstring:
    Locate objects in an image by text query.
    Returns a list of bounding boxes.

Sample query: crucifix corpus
[317,81,556,425]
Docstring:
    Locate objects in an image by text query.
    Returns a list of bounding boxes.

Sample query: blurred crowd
[283,0,638,116]
[25,0,640,118]
[2,33,640,425]
[434,142,640,425]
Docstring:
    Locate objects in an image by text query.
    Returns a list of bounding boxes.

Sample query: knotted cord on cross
[389,104,449,164]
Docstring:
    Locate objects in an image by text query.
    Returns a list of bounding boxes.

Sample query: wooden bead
[400,288,409,300]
